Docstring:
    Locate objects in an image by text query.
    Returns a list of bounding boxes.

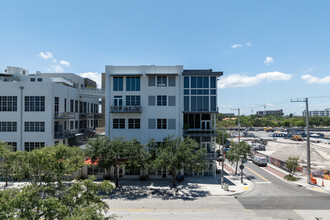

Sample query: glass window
[157,119,167,129]
[203,90,209,95]
[126,96,140,106]
[197,77,203,88]
[126,77,140,91]
[113,77,123,91]
[148,76,156,86]
[203,77,209,88]
[191,96,197,111]
[157,76,167,87]
[210,76,216,88]
[191,77,196,88]
[0,96,17,112]
[168,77,176,86]
[184,77,189,88]
[128,118,140,129]
[37,78,42,82]
[211,96,216,111]
[210,89,216,95]
[30,78,35,82]
[157,96,167,106]
[197,90,203,95]
[113,118,125,129]
[203,96,209,111]
[184,96,189,111]
[191,90,197,95]
[197,96,203,111]
[184,89,189,95]
[25,96,45,112]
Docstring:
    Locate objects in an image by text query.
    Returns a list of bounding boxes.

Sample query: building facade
[303,109,330,117]
[256,109,283,116]
[104,65,222,178]
[0,66,103,151]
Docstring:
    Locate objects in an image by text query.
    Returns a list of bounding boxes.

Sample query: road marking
[208,202,230,204]
[244,209,255,211]
[245,167,271,182]
[243,186,249,190]
[311,188,325,191]
[254,182,272,184]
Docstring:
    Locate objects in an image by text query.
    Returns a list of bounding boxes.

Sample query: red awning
[84,158,99,165]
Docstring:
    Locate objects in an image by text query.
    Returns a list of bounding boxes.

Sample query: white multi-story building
[0,66,103,151]
[303,109,330,117]
[104,65,222,177]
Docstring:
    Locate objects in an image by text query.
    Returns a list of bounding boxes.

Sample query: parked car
[253,156,267,166]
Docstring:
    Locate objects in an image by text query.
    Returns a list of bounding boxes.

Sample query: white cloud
[264,56,274,65]
[218,71,293,89]
[220,104,233,108]
[79,72,101,88]
[301,74,330,84]
[59,60,70,66]
[38,52,53,60]
[231,44,243,49]
[51,65,63,73]
[266,103,275,107]
[246,41,252,47]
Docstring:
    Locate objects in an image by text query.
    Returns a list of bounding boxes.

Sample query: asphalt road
[237,161,330,219]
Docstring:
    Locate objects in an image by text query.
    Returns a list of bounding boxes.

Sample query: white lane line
[208,202,231,204]
[254,182,272,184]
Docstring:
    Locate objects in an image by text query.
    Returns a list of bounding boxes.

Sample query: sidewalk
[264,163,330,194]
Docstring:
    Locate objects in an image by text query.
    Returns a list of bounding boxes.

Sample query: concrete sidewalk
[263,163,330,194]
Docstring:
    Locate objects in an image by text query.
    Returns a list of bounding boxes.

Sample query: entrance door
[114,96,123,111]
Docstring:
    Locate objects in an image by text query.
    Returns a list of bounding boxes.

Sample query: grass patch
[284,174,298,181]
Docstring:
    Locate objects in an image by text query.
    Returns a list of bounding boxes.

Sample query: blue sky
[1,0,330,115]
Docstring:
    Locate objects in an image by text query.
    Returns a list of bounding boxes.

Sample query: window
[25,96,45,112]
[70,100,74,112]
[113,77,123,91]
[211,96,216,111]
[148,119,156,129]
[184,77,189,88]
[24,142,45,152]
[24,122,45,132]
[168,119,176,130]
[191,77,196,88]
[0,122,17,132]
[126,77,140,91]
[113,118,125,129]
[70,121,74,130]
[184,96,189,111]
[197,77,203,88]
[203,77,209,88]
[157,96,167,106]
[0,96,17,111]
[168,77,176,86]
[210,89,216,95]
[157,76,167,87]
[190,96,209,111]
[184,89,189,95]
[79,101,83,113]
[37,78,42,82]
[83,102,87,113]
[126,96,141,106]
[168,96,176,106]
[157,119,167,129]
[128,119,140,129]
[30,78,35,82]
[54,97,59,113]
[64,98,67,112]
[6,142,17,151]
[148,96,155,106]
[148,76,156,86]
[75,120,78,129]
[210,76,216,88]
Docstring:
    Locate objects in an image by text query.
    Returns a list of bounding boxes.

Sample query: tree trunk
[235,161,238,174]
[172,168,176,187]
[114,163,119,188]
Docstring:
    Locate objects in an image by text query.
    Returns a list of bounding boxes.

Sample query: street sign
[239,164,244,170]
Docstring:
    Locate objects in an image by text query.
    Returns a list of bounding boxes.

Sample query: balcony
[54,112,75,119]
[183,128,217,137]
[77,88,105,98]
[94,113,103,119]
[54,130,77,139]
[110,106,142,113]
[78,128,94,134]
[79,113,94,119]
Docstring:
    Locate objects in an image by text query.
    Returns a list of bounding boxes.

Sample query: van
[253,156,267,166]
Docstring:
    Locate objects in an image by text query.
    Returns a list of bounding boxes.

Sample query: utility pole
[221,129,225,189]
[291,98,311,184]
[231,108,241,143]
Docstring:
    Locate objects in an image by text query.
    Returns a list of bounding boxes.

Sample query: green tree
[0,142,15,187]
[286,156,299,174]
[153,136,206,187]
[0,177,115,219]
[87,136,131,188]
[226,141,251,174]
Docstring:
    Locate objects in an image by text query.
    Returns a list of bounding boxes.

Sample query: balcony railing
[183,128,217,137]
[110,106,142,113]
[79,113,94,119]
[205,152,217,160]
[54,130,77,139]
[78,128,94,134]
[94,113,103,119]
[54,112,75,119]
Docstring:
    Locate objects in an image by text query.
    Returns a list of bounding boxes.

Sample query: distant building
[303,109,330,117]
[256,109,283,116]
[0,66,104,151]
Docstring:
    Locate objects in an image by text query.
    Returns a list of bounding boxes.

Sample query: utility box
[224,183,229,191]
